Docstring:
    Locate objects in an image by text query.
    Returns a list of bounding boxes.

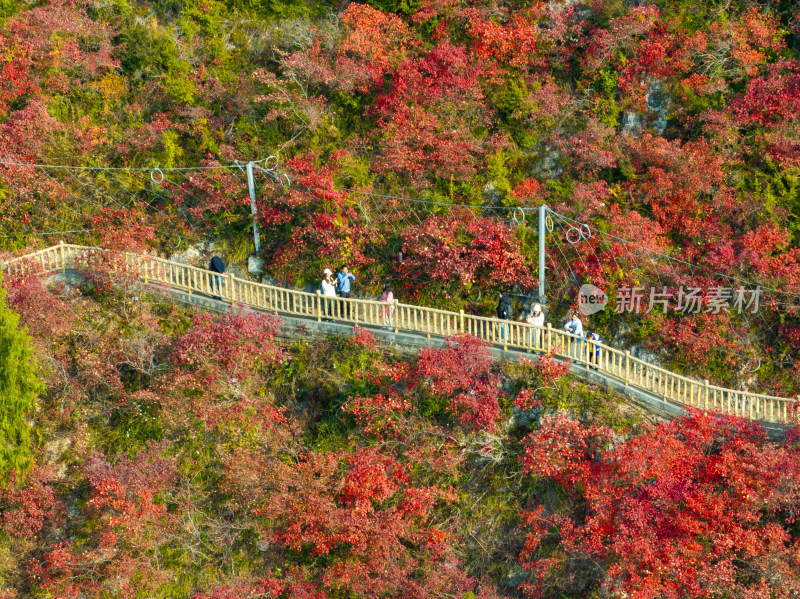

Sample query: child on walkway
[380,283,395,329]
[588,330,602,369]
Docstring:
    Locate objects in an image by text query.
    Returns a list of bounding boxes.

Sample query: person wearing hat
[320,268,337,319]
[525,303,545,351]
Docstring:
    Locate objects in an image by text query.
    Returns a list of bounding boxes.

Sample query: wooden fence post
[59,240,66,273]
[459,309,464,333]
[704,379,710,412]
[316,291,322,322]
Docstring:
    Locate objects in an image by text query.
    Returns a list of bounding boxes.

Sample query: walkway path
[2,242,797,427]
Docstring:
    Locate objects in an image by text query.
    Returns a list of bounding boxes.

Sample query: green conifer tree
[0,274,43,481]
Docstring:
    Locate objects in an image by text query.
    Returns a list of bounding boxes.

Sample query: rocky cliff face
[622,78,671,136]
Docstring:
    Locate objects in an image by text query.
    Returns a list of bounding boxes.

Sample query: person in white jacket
[526,303,545,350]
[321,268,337,319]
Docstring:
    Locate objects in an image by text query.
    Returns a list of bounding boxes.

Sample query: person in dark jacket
[209,253,225,299]
[496,293,513,342]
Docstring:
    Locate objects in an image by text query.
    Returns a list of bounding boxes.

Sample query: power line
[5,156,796,304]
[0,160,239,172]
[335,186,522,212]
[272,177,800,311]
[0,155,276,173]
[313,188,800,303]
[550,208,800,300]
[544,209,799,371]
[0,229,90,239]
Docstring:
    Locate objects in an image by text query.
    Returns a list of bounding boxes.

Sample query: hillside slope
[0,275,798,598]
[1,0,799,392]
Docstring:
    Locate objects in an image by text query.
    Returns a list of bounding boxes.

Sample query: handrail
[2,243,798,425]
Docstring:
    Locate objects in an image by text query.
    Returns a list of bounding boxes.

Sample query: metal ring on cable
[467,289,482,303]
[150,168,164,184]
[744,357,761,373]
[168,235,182,250]
[281,173,291,190]
[565,226,582,244]
[545,214,554,232]
[264,155,279,171]
[513,207,525,226]
[579,223,592,240]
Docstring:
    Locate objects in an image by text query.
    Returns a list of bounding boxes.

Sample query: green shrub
[0,276,44,480]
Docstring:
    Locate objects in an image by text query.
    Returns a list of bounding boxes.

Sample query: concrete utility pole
[539,204,548,305]
[246,161,261,253]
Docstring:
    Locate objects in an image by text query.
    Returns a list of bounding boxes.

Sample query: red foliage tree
[28,444,179,598]
[224,446,480,599]
[344,392,414,438]
[414,334,502,431]
[464,5,546,72]
[165,311,288,427]
[731,60,800,127]
[0,466,62,539]
[4,275,76,346]
[371,42,492,185]
[396,211,535,300]
[170,311,286,383]
[90,204,159,252]
[518,412,800,598]
[337,4,416,90]
[264,152,379,284]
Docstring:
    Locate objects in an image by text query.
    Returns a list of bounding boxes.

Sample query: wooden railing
[3,242,798,425]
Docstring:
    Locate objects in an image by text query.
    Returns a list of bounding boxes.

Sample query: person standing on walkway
[380,282,395,329]
[321,268,337,319]
[526,303,545,350]
[497,293,513,342]
[564,311,584,360]
[336,265,355,318]
[588,330,603,369]
[209,252,225,300]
